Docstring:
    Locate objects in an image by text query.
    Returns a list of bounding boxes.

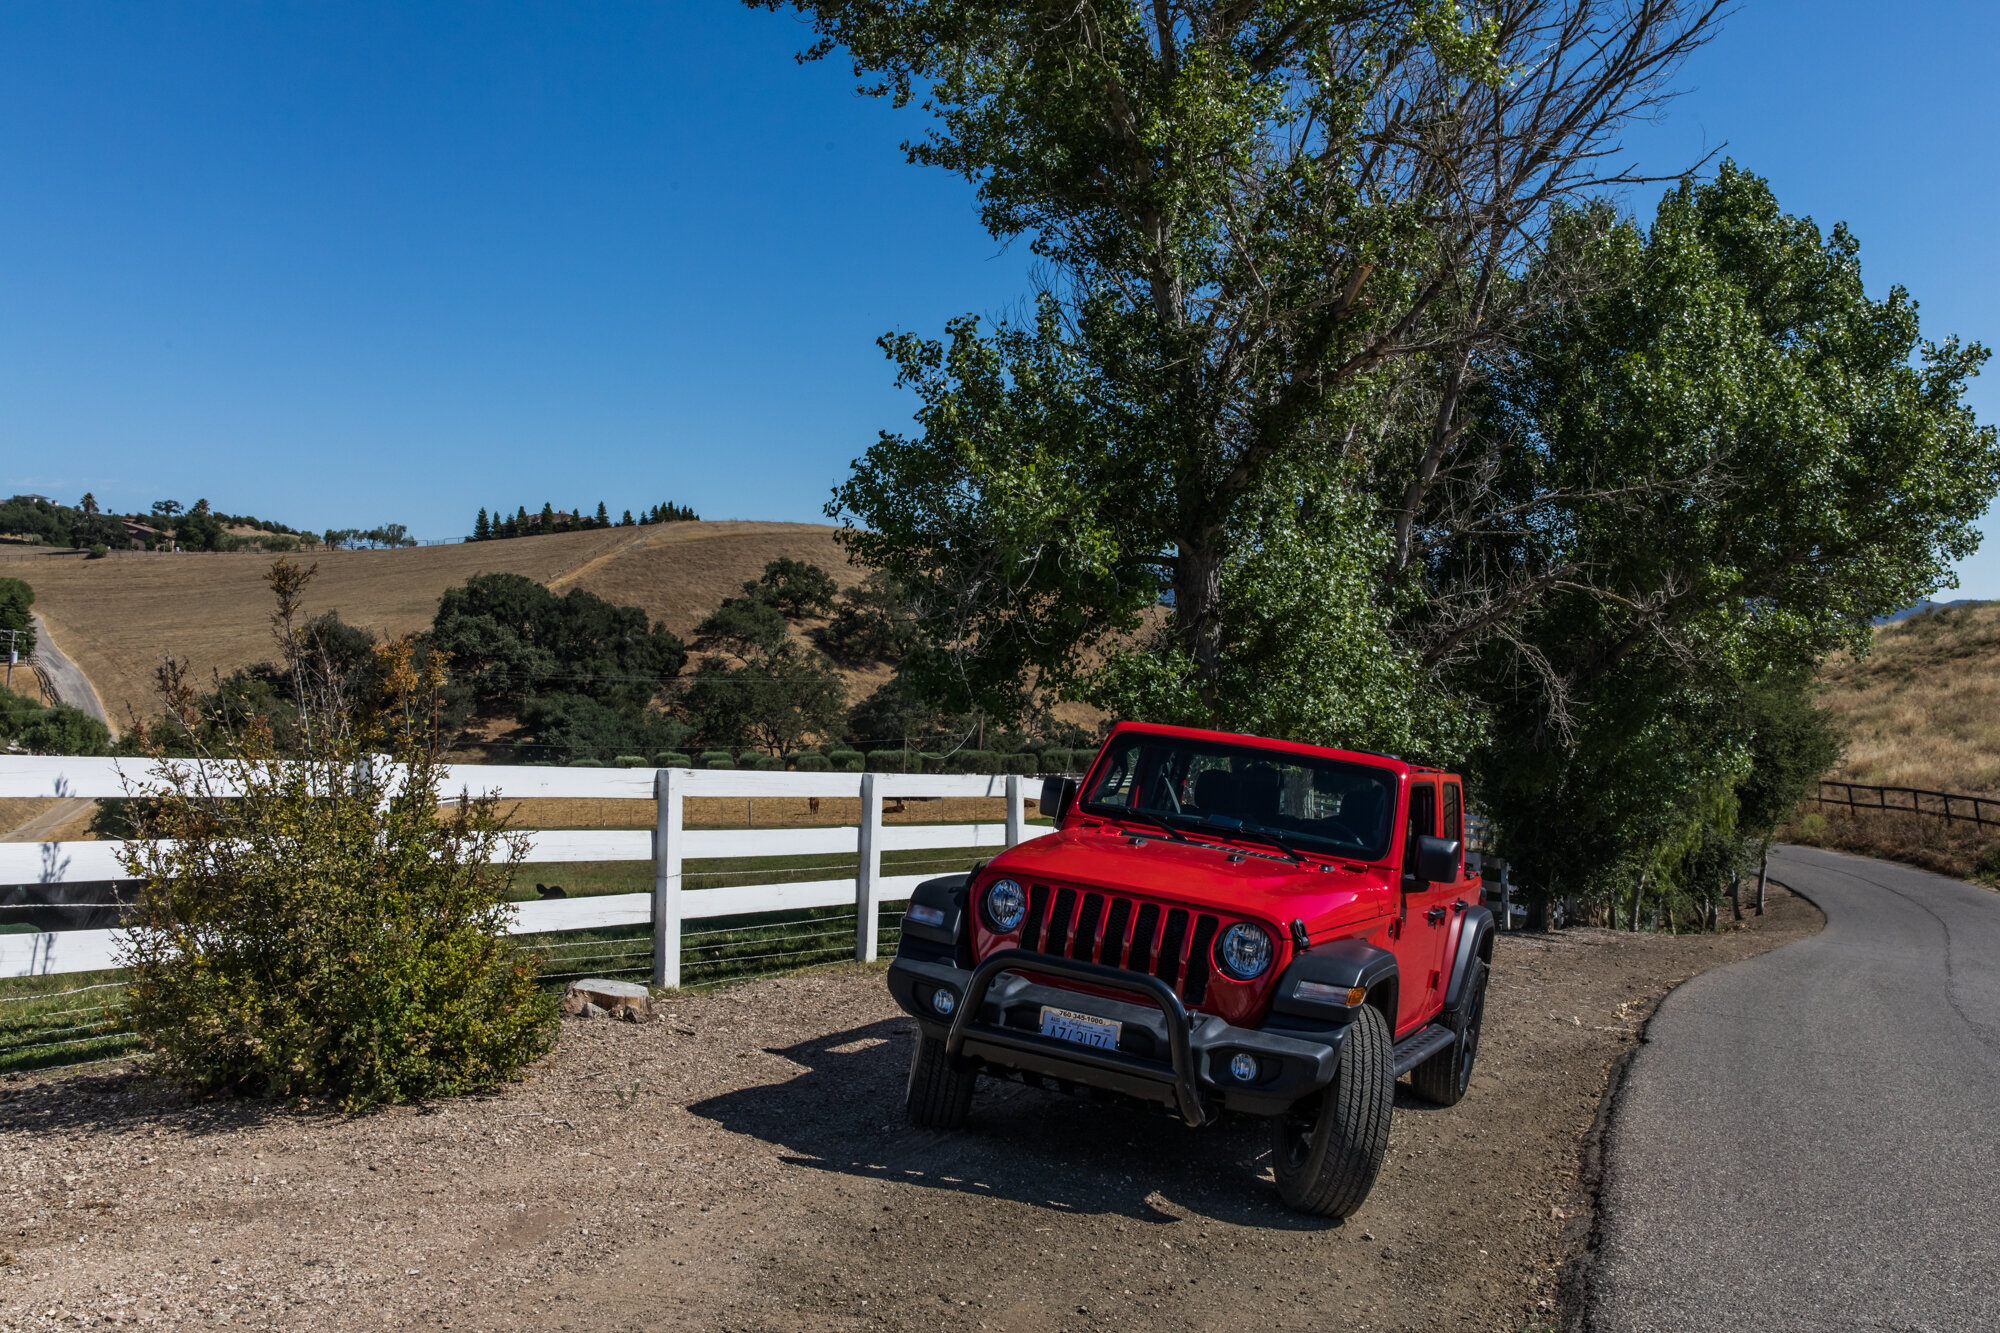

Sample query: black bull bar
[943,948,1209,1127]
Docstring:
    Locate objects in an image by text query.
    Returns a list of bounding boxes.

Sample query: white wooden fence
[0,758,1049,986]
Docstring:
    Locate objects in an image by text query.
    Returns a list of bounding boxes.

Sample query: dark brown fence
[1816,781,2000,828]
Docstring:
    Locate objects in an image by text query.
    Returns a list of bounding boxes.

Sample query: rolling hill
[1817,600,2000,796]
[0,521,871,733]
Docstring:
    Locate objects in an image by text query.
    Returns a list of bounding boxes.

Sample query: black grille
[1018,885,1222,1006]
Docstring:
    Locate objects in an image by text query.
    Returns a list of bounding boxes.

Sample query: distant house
[121,520,168,548]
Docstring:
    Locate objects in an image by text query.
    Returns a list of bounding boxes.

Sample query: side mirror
[1039,775,1079,827]
[1415,834,1461,885]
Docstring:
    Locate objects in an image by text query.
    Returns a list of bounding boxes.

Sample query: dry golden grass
[1783,807,2000,885]
[1817,602,2000,796]
[0,521,866,733]
[493,794,1025,831]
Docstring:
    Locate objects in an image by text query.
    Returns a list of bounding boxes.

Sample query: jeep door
[1394,779,1453,1034]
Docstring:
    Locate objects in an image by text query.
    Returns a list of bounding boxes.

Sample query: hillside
[1817,601,2000,795]
[0,521,868,732]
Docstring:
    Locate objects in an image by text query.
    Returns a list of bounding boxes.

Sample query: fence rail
[1815,779,2000,828]
[0,759,1047,989]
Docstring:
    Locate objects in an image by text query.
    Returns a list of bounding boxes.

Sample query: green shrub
[1004,752,1040,775]
[86,543,110,559]
[653,751,693,768]
[698,750,734,768]
[867,749,936,773]
[956,749,997,773]
[1038,748,1073,772]
[828,749,864,772]
[120,600,557,1110]
[569,757,605,767]
[792,752,830,771]
[612,755,647,768]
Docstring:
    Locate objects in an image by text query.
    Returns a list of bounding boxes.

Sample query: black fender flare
[898,873,976,970]
[1269,935,1399,1030]
[1442,904,1495,1014]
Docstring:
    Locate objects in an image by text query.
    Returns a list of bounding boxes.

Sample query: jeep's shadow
[685,1017,1346,1232]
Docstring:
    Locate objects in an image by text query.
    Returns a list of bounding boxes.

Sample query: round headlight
[1214,922,1273,980]
[983,879,1026,932]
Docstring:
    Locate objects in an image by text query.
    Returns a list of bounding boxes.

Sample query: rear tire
[1271,1003,1394,1217]
[905,1031,976,1129]
[1409,957,1489,1107]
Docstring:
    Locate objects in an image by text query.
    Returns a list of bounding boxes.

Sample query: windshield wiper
[1105,810,1193,845]
[1161,813,1304,863]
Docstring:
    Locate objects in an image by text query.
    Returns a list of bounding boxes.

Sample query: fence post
[855,772,882,962]
[1005,774,1025,848]
[652,767,683,989]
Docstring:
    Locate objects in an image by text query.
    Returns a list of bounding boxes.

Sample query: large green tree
[761,0,1726,746]
[1461,166,1996,906]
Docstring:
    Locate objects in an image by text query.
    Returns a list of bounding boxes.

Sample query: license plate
[1039,1005,1121,1051]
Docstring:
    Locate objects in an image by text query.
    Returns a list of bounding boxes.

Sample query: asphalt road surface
[26,613,108,726]
[1588,845,2000,1331]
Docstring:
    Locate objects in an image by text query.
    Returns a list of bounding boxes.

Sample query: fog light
[931,988,956,1016]
[1229,1052,1259,1082]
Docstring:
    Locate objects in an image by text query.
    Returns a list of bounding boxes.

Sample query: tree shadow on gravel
[687,1017,1347,1232]
[0,1065,380,1139]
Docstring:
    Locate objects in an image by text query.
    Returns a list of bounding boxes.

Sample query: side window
[1402,781,1437,876]
[1443,781,1463,880]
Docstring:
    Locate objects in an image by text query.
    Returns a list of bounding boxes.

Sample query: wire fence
[0,974,138,1076]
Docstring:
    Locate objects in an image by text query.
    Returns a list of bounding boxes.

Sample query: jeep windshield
[1078,733,1397,861]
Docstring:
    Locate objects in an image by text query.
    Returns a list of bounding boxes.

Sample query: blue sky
[1,2,1996,596]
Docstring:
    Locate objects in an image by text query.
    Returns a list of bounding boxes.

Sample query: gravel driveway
[1,892,1817,1332]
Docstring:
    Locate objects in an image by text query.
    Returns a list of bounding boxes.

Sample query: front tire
[905,1031,976,1129]
[1409,957,1489,1106]
[1271,1003,1394,1217]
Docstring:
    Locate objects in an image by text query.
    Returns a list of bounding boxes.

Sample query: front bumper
[888,947,1346,1122]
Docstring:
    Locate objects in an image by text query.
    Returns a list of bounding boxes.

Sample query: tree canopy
[751,0,1999,920]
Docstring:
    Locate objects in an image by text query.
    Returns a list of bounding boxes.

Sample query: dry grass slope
[0,521,864,733]
[1791,602,2000,883]
[1817,601,2000,795]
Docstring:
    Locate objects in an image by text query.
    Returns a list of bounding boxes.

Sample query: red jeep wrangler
[888,721,1494,1217]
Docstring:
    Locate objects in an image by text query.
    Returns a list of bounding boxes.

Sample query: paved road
[1588,846,2000,1331]
[26,613,108,726]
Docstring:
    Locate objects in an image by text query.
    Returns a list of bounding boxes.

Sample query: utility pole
[1,626,23,692]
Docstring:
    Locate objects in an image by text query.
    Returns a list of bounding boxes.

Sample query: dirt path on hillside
[0,798,96,843]
[0,892,1819,1333]
[25,616,107,729]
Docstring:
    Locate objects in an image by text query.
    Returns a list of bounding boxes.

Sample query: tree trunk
[1172,532,1228,700]
[1729,873,1743,922]
[1756,842,1769,916]
[1631,870,1646,932]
